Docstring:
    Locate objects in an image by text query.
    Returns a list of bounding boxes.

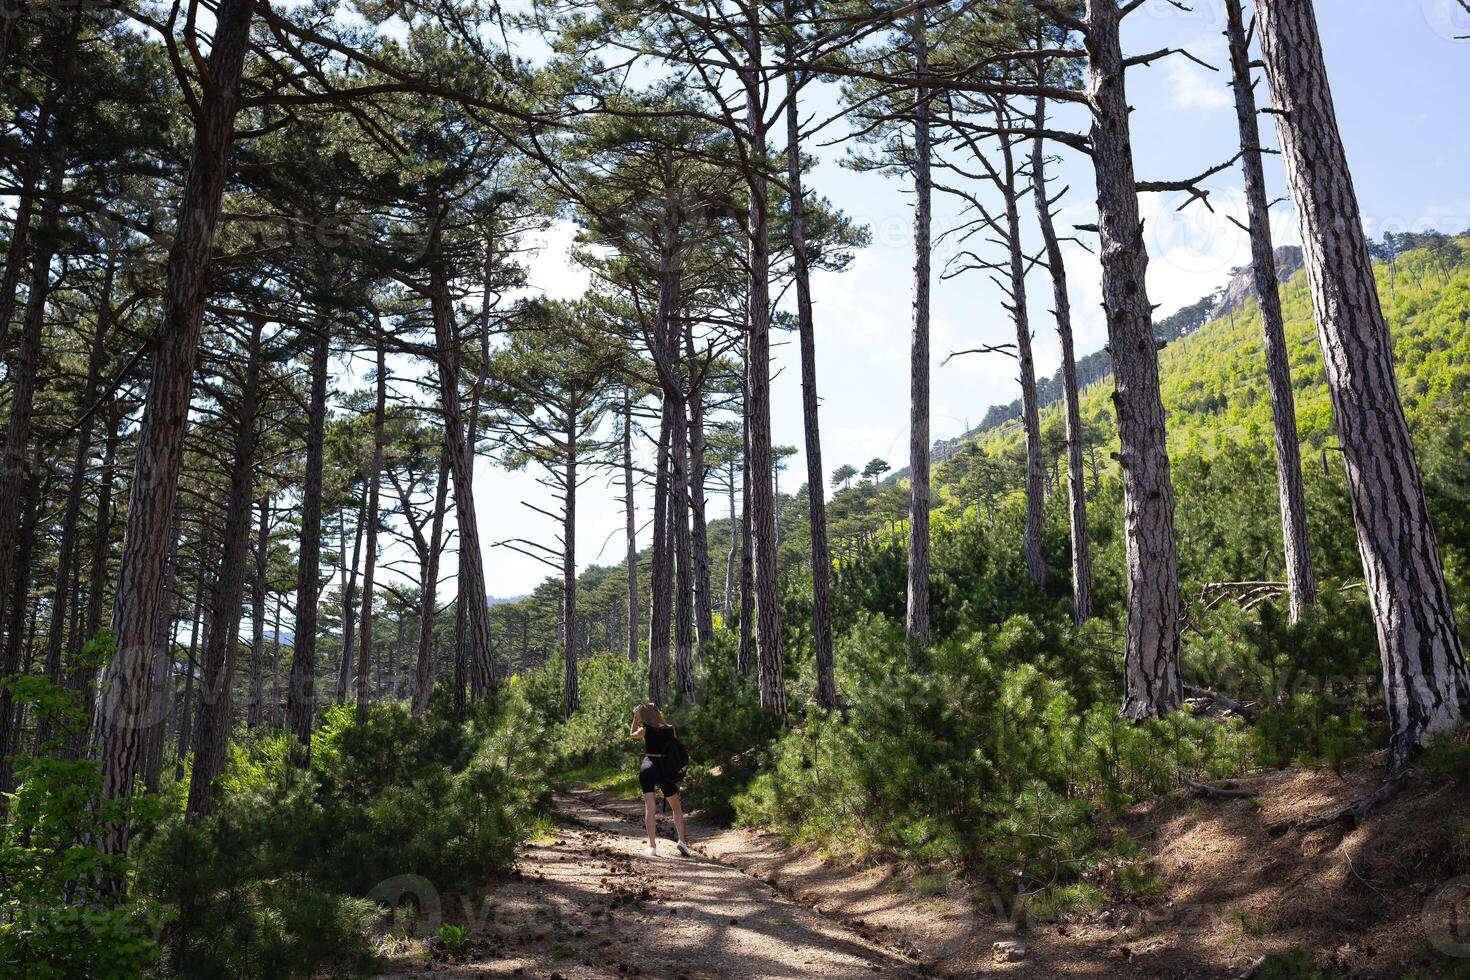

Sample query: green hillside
[967,235,1470,473]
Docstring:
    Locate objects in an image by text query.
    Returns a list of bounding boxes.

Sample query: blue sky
[478,0,1470,597]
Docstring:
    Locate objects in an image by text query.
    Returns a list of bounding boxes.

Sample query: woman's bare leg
[668,793,687,843]
[643,792,658,849]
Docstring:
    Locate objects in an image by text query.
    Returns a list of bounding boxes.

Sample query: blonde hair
[635,702,667,728]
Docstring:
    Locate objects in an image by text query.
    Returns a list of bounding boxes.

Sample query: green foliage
[133,698,550,977]
[1,633,168,979]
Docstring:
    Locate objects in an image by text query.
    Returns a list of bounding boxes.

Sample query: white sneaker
[676,839,691,858]
[644,845,658,857]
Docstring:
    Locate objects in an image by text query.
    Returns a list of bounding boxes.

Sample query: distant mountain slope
[965,235,1469,464]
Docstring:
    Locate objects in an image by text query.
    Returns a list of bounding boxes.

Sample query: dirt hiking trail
[375,789,924,979]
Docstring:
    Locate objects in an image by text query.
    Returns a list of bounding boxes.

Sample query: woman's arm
[629,724,645,740]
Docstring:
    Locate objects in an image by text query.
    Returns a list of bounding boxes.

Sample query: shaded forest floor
[375,763,1470,978]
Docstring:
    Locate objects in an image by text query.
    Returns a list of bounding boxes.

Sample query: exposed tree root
[1298,772,1411,830]
[1183,777,1258,800]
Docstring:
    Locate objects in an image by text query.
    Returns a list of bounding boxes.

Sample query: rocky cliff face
[1211,245,1303,318]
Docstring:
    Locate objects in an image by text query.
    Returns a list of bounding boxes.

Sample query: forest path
[380,790,924,979]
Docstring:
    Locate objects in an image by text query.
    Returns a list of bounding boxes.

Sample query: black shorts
[638,755,680,798]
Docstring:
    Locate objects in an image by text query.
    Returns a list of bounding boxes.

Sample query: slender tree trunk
[648,399,674,703]
[1256,0,1468,773]
[430,252,495,697]
[906,12,932,646]
[671,394,695,700]
[738,397,755,674]
[998,133,1048,588]
[563,411,580,717]
[0,137,63,667]
[622,388,639,666]
[93,0,255,840]
[723,455,737,623]
[246,496,270,727]
[186,323,264,816]
[269,597,282,725]
[336,495,364,705]
[85,410,120,641]
[1085,0,1180,719]
[413,446,450,716]
[685,359,715,652]
[173,587,202,782]
[140,523,181,789]
[287,330,328,750]
[743,12,785,713]
[356,344,386,720]
[1031,98,1092,623]
[0,478,37,793]
[785,55,836,708]
[39,278,111,745]
[1225,0,1316,623]
[0,179,34,357]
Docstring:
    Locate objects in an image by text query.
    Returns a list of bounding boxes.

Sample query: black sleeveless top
[643,723,675,757]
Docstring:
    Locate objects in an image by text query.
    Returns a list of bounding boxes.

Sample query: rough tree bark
[430,254,496,698]
[648,400,674,703]
[743,8,786,712]
[1224,0,1316,623]
[785,52,837,708]
[356,343,386,720]
[622,388,639,666]
[563,407,580,717]
[998,125,1048,588]
[906,10,932,647]
[335,495,364,706]
[92,0,255,840]
[1031,97,1092,622]
[412,446,450,716]
[287,330,328,749]
[1084,0,1180,718]
[671,396,696,700]
[1256,0,1468,773]
[186,320,264,816]
[246,496,270,727]
[685,357,715,653]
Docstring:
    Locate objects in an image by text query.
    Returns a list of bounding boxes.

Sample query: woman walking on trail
[629,702,691,858]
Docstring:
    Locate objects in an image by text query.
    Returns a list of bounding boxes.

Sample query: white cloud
[1168,63,1232,110]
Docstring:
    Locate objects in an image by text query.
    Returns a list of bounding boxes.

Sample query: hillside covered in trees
[1,1,1468,978]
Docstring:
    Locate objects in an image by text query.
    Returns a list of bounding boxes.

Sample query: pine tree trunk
[246,496,270,727]
[563,409,580,717]
[356,345,386,720]
[336,497,364,706]
[287,331,328,749]
[1225,0,1316,623]
[39,278,110,746]
[0,150,62,672]
[1085,0,1180,719]
[413,446,450,717]
[622,388,640,666]
[743,11,785,713]
[430,263,496,697]
[93,0,254,841]
[1031,98,1092,623]
[186,323,264,816]
[738,396,755,674]
[648,399,674,703]
[785,56,837,708]
[671,396,696,700]
[86,406,121,640]
[140,524,181,789]
[906,11,932,646]
[723,455,737,624]
[686,366,715,652]
[0,478,37,793]
[173,588,202,782]
[1256,0,1468,773]
[1001,134,1047,588]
